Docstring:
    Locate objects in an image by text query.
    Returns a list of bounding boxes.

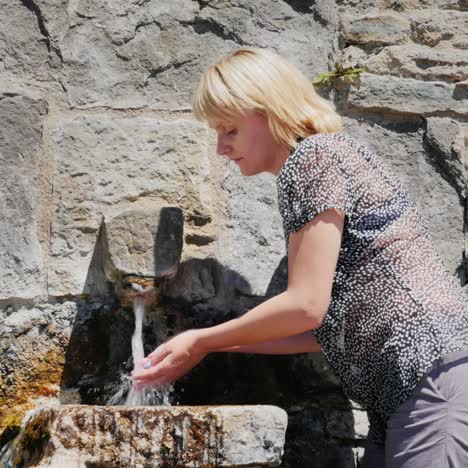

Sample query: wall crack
[20,0,63,63]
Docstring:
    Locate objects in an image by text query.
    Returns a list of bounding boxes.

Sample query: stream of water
[0,297,172,465]
[0,439,14,467]
[108,296,172,406]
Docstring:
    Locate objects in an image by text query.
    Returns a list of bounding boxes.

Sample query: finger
[131,368,156,382]
[131,359,170,382]
[145,364,188,387]
[133,353,158,372]
[133,357,148,371]
[132,380,144,392]
[132,377,165,391]
[140,347,170,372]
[146,346,170,366]
[146,378,167,389]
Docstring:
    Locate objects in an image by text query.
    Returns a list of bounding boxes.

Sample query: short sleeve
[277,136,354,236]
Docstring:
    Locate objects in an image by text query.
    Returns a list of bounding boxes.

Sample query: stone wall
[1,1,467,467]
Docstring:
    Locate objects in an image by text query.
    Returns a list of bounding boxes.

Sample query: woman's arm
[195,208,344,352]
[132,208,342,386]
[216,330,320,354]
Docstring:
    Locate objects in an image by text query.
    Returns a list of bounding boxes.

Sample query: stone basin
[9,404,288,467]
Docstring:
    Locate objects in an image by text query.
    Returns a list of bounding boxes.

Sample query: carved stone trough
[9,405,287,467]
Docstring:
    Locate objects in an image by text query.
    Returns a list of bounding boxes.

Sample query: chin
[239,166,262,177]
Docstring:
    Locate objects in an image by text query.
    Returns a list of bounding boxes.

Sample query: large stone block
[408,10,468,48]
[48,113,289,300]
[0,90,48,300]
[103,207,184,280]
[348,73,468,118]
[192,0,337,74]
[363,45,468,83]
[427,0,468,9]
[9,405,287,467]
[424,117,465,198]
[56,0,337,109]
[0,0,56,79]
[58,0,218,109]
[214,166,287,297]
[48,115,214,296]
[341,13,410,46]
[0,302,78,434]
[144,166,287,302]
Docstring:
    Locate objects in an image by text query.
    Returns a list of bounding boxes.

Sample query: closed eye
[226,129,237,136]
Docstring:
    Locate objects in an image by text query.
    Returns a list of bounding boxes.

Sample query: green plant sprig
[313,62,365,86]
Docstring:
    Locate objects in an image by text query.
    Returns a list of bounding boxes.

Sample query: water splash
[0,439,15,468]
[108,296,172,406]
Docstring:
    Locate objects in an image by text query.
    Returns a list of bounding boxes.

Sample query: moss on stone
[0,344,65,437]
[0,413,22,448]
[13,412,51,467]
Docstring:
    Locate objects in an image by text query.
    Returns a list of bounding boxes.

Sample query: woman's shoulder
[278,131,359,182]
[296,131,361,153]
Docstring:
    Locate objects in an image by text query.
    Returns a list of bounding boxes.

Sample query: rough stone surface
[0,91,48,300]
[60,0,204,109]
[0,302,77,431]
[0,0,57,80]
[408,10,468,48]
[48,114,216,296]
[214,167,287,296]
[341,13,411,46]
[363,45,468,83]
[103,207,184,280]
[424,117,465,198]
[348,72,468,118]
[9,404,287,467]
[54,0,338,110]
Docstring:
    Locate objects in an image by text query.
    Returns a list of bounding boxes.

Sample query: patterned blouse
[276,132,468,446]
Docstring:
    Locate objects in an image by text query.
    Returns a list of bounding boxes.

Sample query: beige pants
[362,350,468,468]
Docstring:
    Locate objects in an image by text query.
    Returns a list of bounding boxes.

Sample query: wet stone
[9,404,288,467]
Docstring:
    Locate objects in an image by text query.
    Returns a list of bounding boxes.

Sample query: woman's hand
[131,330,208,388]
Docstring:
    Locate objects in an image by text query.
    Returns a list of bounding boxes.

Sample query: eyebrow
[210,122,233,131]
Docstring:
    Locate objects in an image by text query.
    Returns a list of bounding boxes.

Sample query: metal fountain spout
[100,207,184,306]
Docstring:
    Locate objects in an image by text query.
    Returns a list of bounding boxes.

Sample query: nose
[216,135,232,157]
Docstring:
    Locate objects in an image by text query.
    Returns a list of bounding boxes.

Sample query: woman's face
[208,110,288,176]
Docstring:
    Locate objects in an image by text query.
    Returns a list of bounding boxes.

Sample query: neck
[269,143,294,176]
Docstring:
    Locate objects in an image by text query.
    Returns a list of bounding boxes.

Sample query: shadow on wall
[59,214,360,468]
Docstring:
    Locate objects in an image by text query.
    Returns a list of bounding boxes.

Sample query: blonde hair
[192,47,342,149]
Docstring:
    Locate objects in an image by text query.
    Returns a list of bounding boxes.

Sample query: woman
[132,47,468,467]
